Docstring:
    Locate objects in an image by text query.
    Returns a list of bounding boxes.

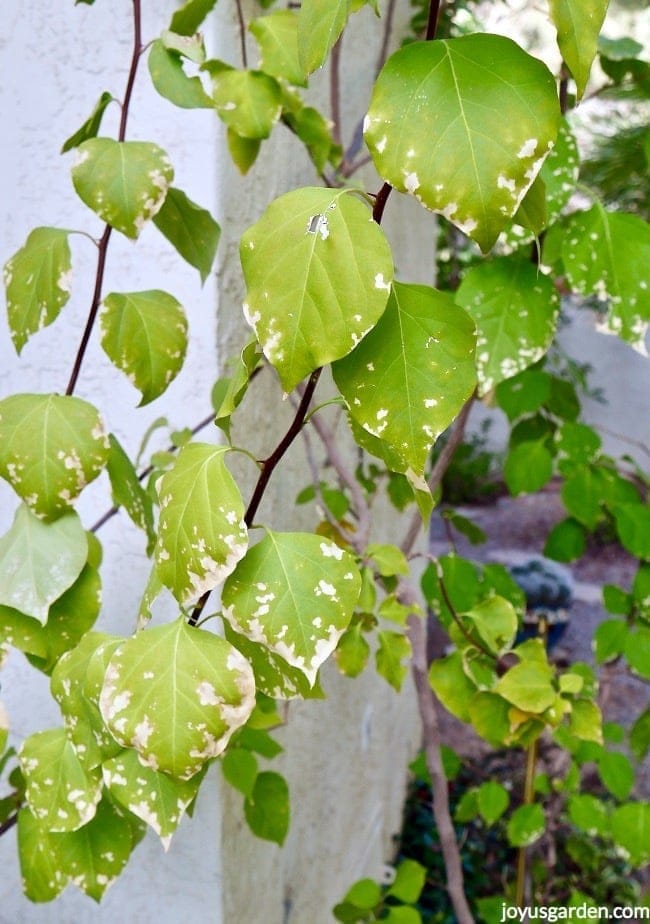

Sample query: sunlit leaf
[148,39,212,109]
[549,0,609,99]
[496,661,555,713]
[250,10,307,87]
[204,61,282,139]
[18,809,68,902]
[223,620,319,700]
[297,0,350,74]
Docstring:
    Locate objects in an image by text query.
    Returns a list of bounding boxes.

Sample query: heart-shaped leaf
[250,10,307,87]
[99,617,256,779]
[17,809,69,902]
[71,138,174,239]
[365,35,560,252]
[222,531,361,685]
[240,186,393,392]
[332,282,476,476]
[3,228,72,353]
[205,62,282,139]
[100,290,188,405]
[0,506,87,624]
[0,393,110,518]
[455,257,559,394]
[148,39,213,109]
[154,443,248,606]
[297,0,350,74]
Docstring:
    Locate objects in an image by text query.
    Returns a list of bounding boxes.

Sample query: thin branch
[436,566,496,661]
[235,0,248,68]
[425,0,443,41]
[330,37,343,148]
[0,808,19,838]
[372,182,393,224]
[66,0,143,395]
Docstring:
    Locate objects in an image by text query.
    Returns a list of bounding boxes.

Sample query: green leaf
[613,503,650,559]
[154,444,248,606]
[539,119,580,221]
[333,283,476,476]
[630,708,650,762]
[240,186,393,392]
[0,393,110,518]
[476,780,510,825]
[561,466,602,529]
[61,91,114,153]
[161,29,206,63]
[100,290,188,405]
[544,517,586,562]
[496,370,551,421]
[504,441,553,496]
[283,102,342,173]
[297,0,350,74]
[334,623,370,678]
[568,793,609,836]
[366,543,409,577]
[598,750,634,801]
[387,859,426,904]
[221,748,258,799]
[106,435,155,549]
[213,338,263,438]
[0,506,87,624]
[152,187,221,283]
[455,257,559,395]
[594,618,627,664]
[384,909,422,924]
[250,10,306,87]
[71,138,174,239]
[99,617,256,779]
[223,620,315,700]
[205,62,282,139]
[496,661,555,713]
[148,39,213,109]
[512,175,547,238]
[507,803,545,847]
[465,596,518,656]
[53,797,135,901]
[611,803,650,866]
[340,877,382,911]
[18,808,69,902]
[19,728,101,832]
[428,650,477,722]
[222,531,361,686]
[103,750,205,847]
[244,771,290,845]
[624,627,650,679]
[468,692,514,747]
[169,0,218,34]
[556,422,602,464]
[557,205,650,351]
[226,128,262,174]
[3,228,72,354]
[549,0,608,99]
[568,699,603,744]
[376,630,411,691]
[365,35,560,252]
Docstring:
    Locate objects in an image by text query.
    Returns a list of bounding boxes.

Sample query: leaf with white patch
[106,435,155,550]
[18,808,69,902]
[19,728,102,832]
[223,620,316,700]
[240,186,393,392]
[333,283,476,476]
[99,616,256,780]
[552,205,650,352]
[71,138,174,239]
[103,750,205,849]
[100,290,188,406]
[455,257,559,395]
[297,0,350,74]
[153,187,221,283]
[154,443,248,606]
[3,227,72,354]
[205,61,282,139]
[250,10,307,87]
[148,39,213,109]
[0,393,110,519]
[549,0,608,99]
[365,35,560,252]
[0,506,87,624]
[222,531,361,686]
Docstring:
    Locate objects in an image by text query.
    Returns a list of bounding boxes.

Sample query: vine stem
[66,0,142,396]
[0,810,19,837]
[234,0,248,68]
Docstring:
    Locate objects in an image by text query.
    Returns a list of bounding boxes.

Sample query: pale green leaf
[507,803,545,847]
[334,623,370,678]
[376,630,411,691]
[429,650,477,723]
[244,771,289,845]
[0,393,110,519]
[222,531,361,686]
[148,39,212,109]
[549,0,609,99]
[226,128,262,174]
[241,186,393,392]
[53,798,135,901]
[161,29,206,64]
[99,617,256,779]
[555,204,650,351]
[103,750,205,848]
[100,290,188,405]
[154,443,248,606]
[205,62,282,139]
[71,138,174,239]
[250,10,307,87]
[213,338,263,438]
[540,118,580,221]
[496,662,555,713]
[366,543,409,577]
[365,35,560,252]
[18,808,69,903]
[61,91,114,153]
[19,728,101,832]
[297,0,350,74]
[0,506,87,624]
[136,564,164,629]
[106,435,155,548]
[455,257,559,395]
[387,859,426,904]
[3,228,72,353]
[333,282,476,475]
[153,187,221,283]
[568,699,603,743]
[464,596,518,656]
[169,0,218,35]
[223,620,317,699]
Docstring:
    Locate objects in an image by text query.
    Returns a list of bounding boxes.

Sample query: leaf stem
[425,0,443,41]
[372,182,393,224]
[330,37,343,148]
[235,0,248,68]
[0,808,19,838]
